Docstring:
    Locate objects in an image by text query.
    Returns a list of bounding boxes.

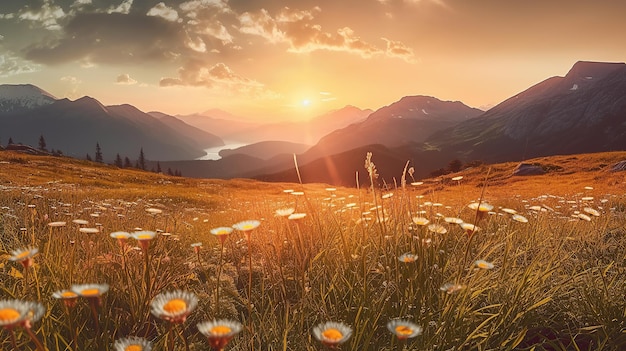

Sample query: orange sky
[1,0,626,121]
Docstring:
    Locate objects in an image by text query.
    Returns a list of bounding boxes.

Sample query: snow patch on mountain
[0,84,57,113]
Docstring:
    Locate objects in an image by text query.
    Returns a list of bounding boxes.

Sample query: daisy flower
[197,319,243,350]
[232,220,260,232]
[428,223,447,234]
[72,283,110,298]
[475,260,495,270]
[412,217,430,226]
[0,299,45,329]
[131,230,157,251]
[113,336,153,351]
[387,319,423,340]
[398,253,418,263]
[312,321,352,348]
[9,247,39,268]
[275,208,295,217]
[52,289,79,308]
[440,282,465,294]
[210,227,234,244]
[150,290,198,324]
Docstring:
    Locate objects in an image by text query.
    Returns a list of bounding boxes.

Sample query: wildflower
[577,213,592,222]
[398,253,418,263]
[501,208,517,215]
[79,227,99,234]
[52,290,79,308]
[412,217,429,226]
[110,231,131,246]
[233,220,260,241]
[131,230,157,251]
[411,182,423,186]
[581,196,594,201]
[583,207,600,217]
[475,260,495,270]
[287,213,307,221]
[440,282,465,294]
[428,223,447,234]
[72,219,89,226]
[210,227,234,244]
[48,221,67,227]
[113,336,153,351]
[511,214,528,223]
[146,208,163,215]
[150,290,198,324]
[313,321,352,348]
[233,220,260,232]
[191,242,202,254]
[459,223,480,236]
[444,217,463,224]
[291,191,304,196]
[275,207,295,217]
[451,176,463,181]
[197,319,243,350]
[387,319,423,340]
[9,247,38,269]
[72,283,109,299]
[0,299,45,329]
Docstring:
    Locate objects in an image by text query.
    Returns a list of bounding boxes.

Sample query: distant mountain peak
[0,84,57,113]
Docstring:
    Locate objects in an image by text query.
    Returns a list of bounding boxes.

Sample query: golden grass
[0,150,625,350]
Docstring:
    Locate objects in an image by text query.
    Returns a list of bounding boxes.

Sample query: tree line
[3,135,183,177]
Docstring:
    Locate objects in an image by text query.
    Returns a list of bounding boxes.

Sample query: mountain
[427,61,626,162]
[0,85,222,161]
[176,112,261,142]
[148,111,224,150]
[177,106,371,144]
[303,96,483,160]
[218,140,310,160]
[0,84,56,113]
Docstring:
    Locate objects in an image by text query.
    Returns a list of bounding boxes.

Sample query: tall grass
[0,154,625,350]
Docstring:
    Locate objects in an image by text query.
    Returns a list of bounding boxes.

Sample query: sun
[301,99,311,107]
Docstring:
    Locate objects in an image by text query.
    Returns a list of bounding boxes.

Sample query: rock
[610,160,626,172]
[5,144,49,156]
[512,163,545,176]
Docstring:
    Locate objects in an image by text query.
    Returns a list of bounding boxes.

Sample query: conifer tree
[114,153,123,167]
[95,143,103,163]
[124,156,132,168]
[156,162,162,173]
[8,137,14,145]
[86,153,92,161]
[38,135,47,151]
[138,148,146,170]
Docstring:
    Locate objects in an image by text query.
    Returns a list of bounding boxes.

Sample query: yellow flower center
[125,345,143,351]
[163,299,187,314]
[62,291,78,298]
[210,325,232,335]
[0,308,20,322]
[322,328,343,341]
[15,251,30,259]
[137,234,152,240]
[402,257,415,262]
[81,288,100,296]
[395,325,413,336]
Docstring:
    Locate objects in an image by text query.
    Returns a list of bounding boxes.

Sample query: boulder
[512,163,545,176]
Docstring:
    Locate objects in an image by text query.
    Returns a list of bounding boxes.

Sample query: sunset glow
[1,1,625,120]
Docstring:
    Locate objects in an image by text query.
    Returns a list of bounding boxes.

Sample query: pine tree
[38,135,47,151]
[95,143,103,163]
[138,148,146,170]
[86,153,92,161]
[114,154,123,167]
[167,168,173,176]
[8,137,14,145]
[156,162,162,173]
[124,156,132,168]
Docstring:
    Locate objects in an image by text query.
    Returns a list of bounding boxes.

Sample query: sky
[1,0,626,121]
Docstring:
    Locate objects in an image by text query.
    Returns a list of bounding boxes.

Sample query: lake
[197,142,248,160]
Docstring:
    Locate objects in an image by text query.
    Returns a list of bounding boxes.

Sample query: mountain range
[2,61,625,185]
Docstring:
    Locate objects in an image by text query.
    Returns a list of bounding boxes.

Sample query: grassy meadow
[1,150,625,350]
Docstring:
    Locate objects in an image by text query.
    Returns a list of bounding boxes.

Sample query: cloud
[0,53,39,77]
[108,0,133,14]
[159,60,279,99]
[116,73,137,85]
[24,12,188,65]
[238,6,416,61]
[179,0,231,18]
[147,2,180,22]
[382,38,417,63]
[18,0,66,30]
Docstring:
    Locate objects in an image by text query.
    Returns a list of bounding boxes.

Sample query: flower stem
[24,326,46,351]
[216,241,224,316]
